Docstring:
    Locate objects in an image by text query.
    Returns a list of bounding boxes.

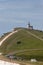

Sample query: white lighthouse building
[27,22,33,30]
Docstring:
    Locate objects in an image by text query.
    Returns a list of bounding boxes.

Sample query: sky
[0,0,43,35]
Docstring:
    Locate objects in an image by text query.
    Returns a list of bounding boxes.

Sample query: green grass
[26,29,43,39]
[15,50,43,61]
[0,28,43,61]
[0,32,11,41]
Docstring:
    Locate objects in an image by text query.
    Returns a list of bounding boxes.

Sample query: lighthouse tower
[27,22,33,30]
[28,22,30,28]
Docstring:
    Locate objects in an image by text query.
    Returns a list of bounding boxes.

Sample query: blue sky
[0,0,43,35]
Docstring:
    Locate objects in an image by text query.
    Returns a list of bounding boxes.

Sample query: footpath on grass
[0,29,21,46]
[26,31,43,41]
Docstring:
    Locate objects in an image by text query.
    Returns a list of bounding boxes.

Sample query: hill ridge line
[0,29,43,46]
[0,29,20,46]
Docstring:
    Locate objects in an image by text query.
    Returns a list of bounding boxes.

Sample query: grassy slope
[27,29,43,38]
[0,32,11,41]
[0,28,43,61]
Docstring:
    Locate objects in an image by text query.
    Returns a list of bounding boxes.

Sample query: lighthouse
[27,22,33,30]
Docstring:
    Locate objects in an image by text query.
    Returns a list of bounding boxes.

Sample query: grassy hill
[0,32,11,41]
[0,28,43,61]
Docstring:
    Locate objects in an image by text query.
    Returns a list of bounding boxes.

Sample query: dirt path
[0,30,19,46]
[0,55,32,65]
[26,31,43,41]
